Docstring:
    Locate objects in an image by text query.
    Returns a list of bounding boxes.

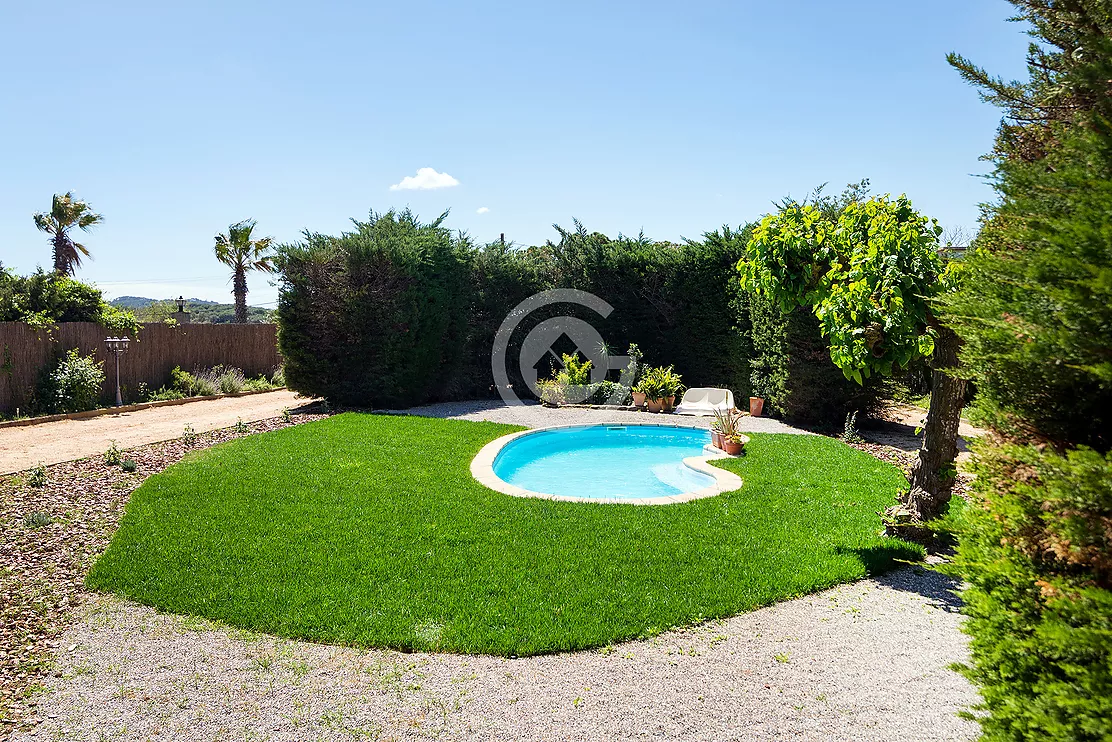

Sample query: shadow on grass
[838,545,964,613]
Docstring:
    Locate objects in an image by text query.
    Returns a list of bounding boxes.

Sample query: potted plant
[749,396,764,417]
[638,370,665,412]
[657,366,684,412]
[722,431,747,455]
[712,408,742,451]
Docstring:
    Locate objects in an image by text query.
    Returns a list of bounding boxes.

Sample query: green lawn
[87,413,920,655]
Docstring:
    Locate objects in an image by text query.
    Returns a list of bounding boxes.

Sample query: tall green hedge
[277,212,868,426]
[748,295,882,425]
[942,3,1112,739]
[277,210,472,408]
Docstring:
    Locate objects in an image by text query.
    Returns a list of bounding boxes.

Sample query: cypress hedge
[942,3,1112,738]
[277,212,861,425]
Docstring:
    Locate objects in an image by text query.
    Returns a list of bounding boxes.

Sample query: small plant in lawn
[104,440,122,466]
[23,511,53,529]
[843,410,864,444]
[27,463,48,488]
[121,458,138,473]
[181,424,198,445]
[234,418,249,434]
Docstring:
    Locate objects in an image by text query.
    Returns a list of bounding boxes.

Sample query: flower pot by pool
[749,397,765,417]
[632,391,646,407]
[646,398,665,413]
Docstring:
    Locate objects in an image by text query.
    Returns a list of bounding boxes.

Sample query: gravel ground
[400,399,810,435]
[12,567,976,742]
[0,390,310,474]
[5,401,979,741]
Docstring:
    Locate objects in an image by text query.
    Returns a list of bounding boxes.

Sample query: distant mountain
[111,296,220,308]
[109,297,273,324]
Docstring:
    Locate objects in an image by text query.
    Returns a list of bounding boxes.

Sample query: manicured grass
[87,413,920,655]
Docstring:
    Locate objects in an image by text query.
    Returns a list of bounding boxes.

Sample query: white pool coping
[470,422,746,506]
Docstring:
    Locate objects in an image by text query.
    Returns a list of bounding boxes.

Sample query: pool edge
[469,422,745,506]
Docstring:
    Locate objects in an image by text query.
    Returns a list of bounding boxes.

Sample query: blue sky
[0,1,1029,306]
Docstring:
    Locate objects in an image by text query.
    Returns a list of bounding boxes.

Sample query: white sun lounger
[673,388,735,416]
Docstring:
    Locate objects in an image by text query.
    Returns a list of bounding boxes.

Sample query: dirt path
[0,390,314,474]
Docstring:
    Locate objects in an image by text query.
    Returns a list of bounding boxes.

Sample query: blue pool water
[492,425,714,500]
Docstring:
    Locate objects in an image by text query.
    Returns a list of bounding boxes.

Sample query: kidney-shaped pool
[472,424,741,504]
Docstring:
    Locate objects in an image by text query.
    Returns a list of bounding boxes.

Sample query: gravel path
[7,401,979,741]
[0,390,311,474]
[14,567,975,742]
[400,399,810,435]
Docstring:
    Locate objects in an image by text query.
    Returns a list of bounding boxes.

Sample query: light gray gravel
[13,402,978,742]
[399,399,810,435]
[14,568,976,742]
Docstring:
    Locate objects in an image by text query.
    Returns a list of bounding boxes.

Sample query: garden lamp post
[104,336,131,407]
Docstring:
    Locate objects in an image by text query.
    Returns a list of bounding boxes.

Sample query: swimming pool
[470,423,744,505]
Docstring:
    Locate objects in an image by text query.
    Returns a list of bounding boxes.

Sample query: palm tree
[33,192,104,275]
[214,219,275,323]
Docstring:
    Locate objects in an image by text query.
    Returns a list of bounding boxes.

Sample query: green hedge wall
[278,212,870,425]
[277,211,472,408]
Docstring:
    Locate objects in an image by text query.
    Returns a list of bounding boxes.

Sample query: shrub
[120,458,138,473]
[104,440,122,466]
[952,442,1112,741]
[749,297,882,425]
[270,364,285,387]
[26,463,47,488]
[169,366,197,396]
[942,4,1112,739]
[243,376,273,392]
[36,348,105,414]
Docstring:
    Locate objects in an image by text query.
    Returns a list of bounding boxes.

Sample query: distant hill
[110,297,274,324]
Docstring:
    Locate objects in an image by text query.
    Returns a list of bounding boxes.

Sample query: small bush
[121,458,138,473]
[27,463,47,488]
[169,366,197,396]
[243,376,274,392]
[233,418,249,434]
[181,424,198,445]
[104,440,122,466]
[23,511,52,528]
[36,348,106,414]
[146,386,185,402]
[270,365,285,387]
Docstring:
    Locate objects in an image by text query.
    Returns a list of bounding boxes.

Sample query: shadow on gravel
[874,565,965,614]
[840,546,965,614]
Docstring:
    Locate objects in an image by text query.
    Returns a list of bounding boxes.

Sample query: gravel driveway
[0,390,311,474]
[9,401,979,741]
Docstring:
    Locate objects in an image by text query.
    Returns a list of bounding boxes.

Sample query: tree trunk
[901,323,967,522]
[233,266,248,324]
[53,233,69,275]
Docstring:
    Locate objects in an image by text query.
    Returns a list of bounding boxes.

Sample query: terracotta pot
[646,398,664,413]
[632,391,646,407]
[664,395,675,411]
[722,438,744,455]
[749,396,765,417]
[711,429,725,449]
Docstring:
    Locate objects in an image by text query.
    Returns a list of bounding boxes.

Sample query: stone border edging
[470,422,745,505]
[0,387,289,430]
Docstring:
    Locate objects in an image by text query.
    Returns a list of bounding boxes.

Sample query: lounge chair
[673,388,735,416]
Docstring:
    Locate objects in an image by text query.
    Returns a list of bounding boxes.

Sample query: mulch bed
[0,410,329,736]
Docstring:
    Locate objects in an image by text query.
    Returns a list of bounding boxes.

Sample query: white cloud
[389,167,460,191]
[476,206,490,214]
